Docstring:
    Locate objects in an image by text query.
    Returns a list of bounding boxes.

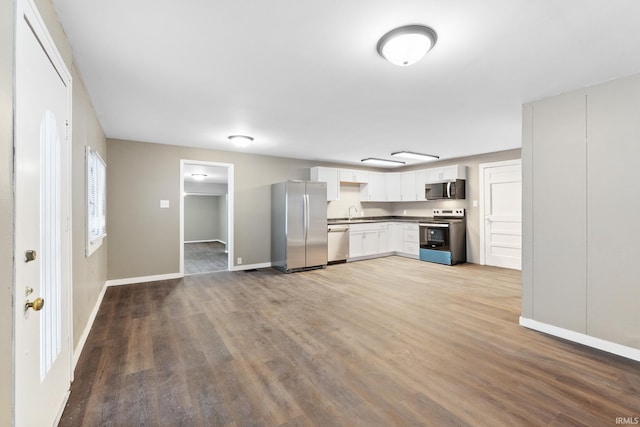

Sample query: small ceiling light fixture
[391,151,440,161]
[228,134,254,147]
[191,173,207,181]
[361,158,406,167]
[377,24,437,66]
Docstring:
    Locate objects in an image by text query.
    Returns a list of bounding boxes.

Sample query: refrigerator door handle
[304,194,309,242]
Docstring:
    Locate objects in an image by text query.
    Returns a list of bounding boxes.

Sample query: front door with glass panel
[14,1,72,425]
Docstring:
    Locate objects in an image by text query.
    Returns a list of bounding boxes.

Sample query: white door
[480,160,522,270]
[15,1,72,426]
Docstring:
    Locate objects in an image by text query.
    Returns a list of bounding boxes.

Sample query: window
[86,146,106,256]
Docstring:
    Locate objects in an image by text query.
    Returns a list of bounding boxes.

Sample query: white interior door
[15,1,72,426]
[481,160,522,270]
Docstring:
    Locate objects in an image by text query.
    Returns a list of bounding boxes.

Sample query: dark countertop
[328,216,434,225]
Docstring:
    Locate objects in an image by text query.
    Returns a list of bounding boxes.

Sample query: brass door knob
[25,297,44,312]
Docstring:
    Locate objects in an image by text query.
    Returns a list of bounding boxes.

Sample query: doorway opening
[180,160,234,275]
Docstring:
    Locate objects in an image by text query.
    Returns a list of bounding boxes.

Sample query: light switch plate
[160,200,170,208]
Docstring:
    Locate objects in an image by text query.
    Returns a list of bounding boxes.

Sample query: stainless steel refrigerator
[271,180,328,273]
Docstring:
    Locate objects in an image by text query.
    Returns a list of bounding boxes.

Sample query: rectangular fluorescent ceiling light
[391,151,439,161]
[361,157,405,167]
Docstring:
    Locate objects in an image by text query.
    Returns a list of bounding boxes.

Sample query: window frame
[86,146,106,256]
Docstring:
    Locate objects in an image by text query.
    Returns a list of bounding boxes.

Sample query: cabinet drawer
[403,242,419,255]
[403,223,418,231]
[403,230,419,243]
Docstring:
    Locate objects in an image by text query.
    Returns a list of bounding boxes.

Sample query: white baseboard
[230,262,271,271]
[54,390,71,427]
[519,317,640,362]
[105,272,184,287]
[72,282,107,372]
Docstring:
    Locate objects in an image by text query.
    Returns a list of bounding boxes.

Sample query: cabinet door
[385,173,401,201]
[361,172,386,201]
[389,223,404,252]
[362,230,379,255]
[401,171,416,201]
[403,225,419,244]
[414,170,427,201]
[425,168,442,183]
[377,224,388,253]
[425,165,466,183]
[310,167,339,201]
[349,231,365,258]
[340,169,368,183]
[440,165,458,181]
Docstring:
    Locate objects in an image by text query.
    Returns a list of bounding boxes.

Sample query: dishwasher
[327,224,349,263]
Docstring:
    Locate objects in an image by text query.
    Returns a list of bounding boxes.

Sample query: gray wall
[107,138,519,279]
[184,195,226,242]
[70,65,108,349]
[107,138,330,279]
[2,5,107,424]
[0,0,15,422]
[522,73,640,350]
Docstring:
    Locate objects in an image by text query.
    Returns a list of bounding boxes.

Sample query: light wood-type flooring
[59,257,640,426]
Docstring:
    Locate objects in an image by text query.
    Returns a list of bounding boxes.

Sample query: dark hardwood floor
[59,257,640,426]
[184,241,228,274]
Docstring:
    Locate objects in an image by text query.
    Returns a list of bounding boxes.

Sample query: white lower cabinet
[349,222,419,260]
[388,223,404,252]
[348,223,390,259]
[402,223,420,257]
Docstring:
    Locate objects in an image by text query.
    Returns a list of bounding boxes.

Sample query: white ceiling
[183,163,229,184]
[52,0,640,167]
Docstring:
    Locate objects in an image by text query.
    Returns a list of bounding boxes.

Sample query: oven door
[419,223,450,251]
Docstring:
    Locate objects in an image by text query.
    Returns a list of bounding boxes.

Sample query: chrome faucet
[348,205,358,220]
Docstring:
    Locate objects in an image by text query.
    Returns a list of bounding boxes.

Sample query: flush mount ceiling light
[191,173,207,181]
[391,151,440,161]
[228,135,254,147]
[376,24,437,66]
[361,158,406,167]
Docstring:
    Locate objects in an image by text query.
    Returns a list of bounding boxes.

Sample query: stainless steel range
[419,208,466,265]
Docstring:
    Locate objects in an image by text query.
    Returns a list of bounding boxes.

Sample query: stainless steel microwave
[425,179,466,200]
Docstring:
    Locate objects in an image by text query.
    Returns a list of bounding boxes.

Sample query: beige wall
[522,74,640,351]
[70,64,107,350]
[184,195,225,242]
[108,139,519,279]
[107,138,332,278]
[0,0,15,423]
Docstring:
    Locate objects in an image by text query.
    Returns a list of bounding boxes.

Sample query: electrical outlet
[160,200,170,208]
[237,257,242,265]
[403,210,407,215]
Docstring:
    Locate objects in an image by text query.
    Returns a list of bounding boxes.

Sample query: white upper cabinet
[385,173,402,202]
[425,165,466,183]
[310,167,339,201]
[361,171,387,201]
[340,169,369,183]
[401,171,417,201]
[414,169,427,201]
[311,164,465,202]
